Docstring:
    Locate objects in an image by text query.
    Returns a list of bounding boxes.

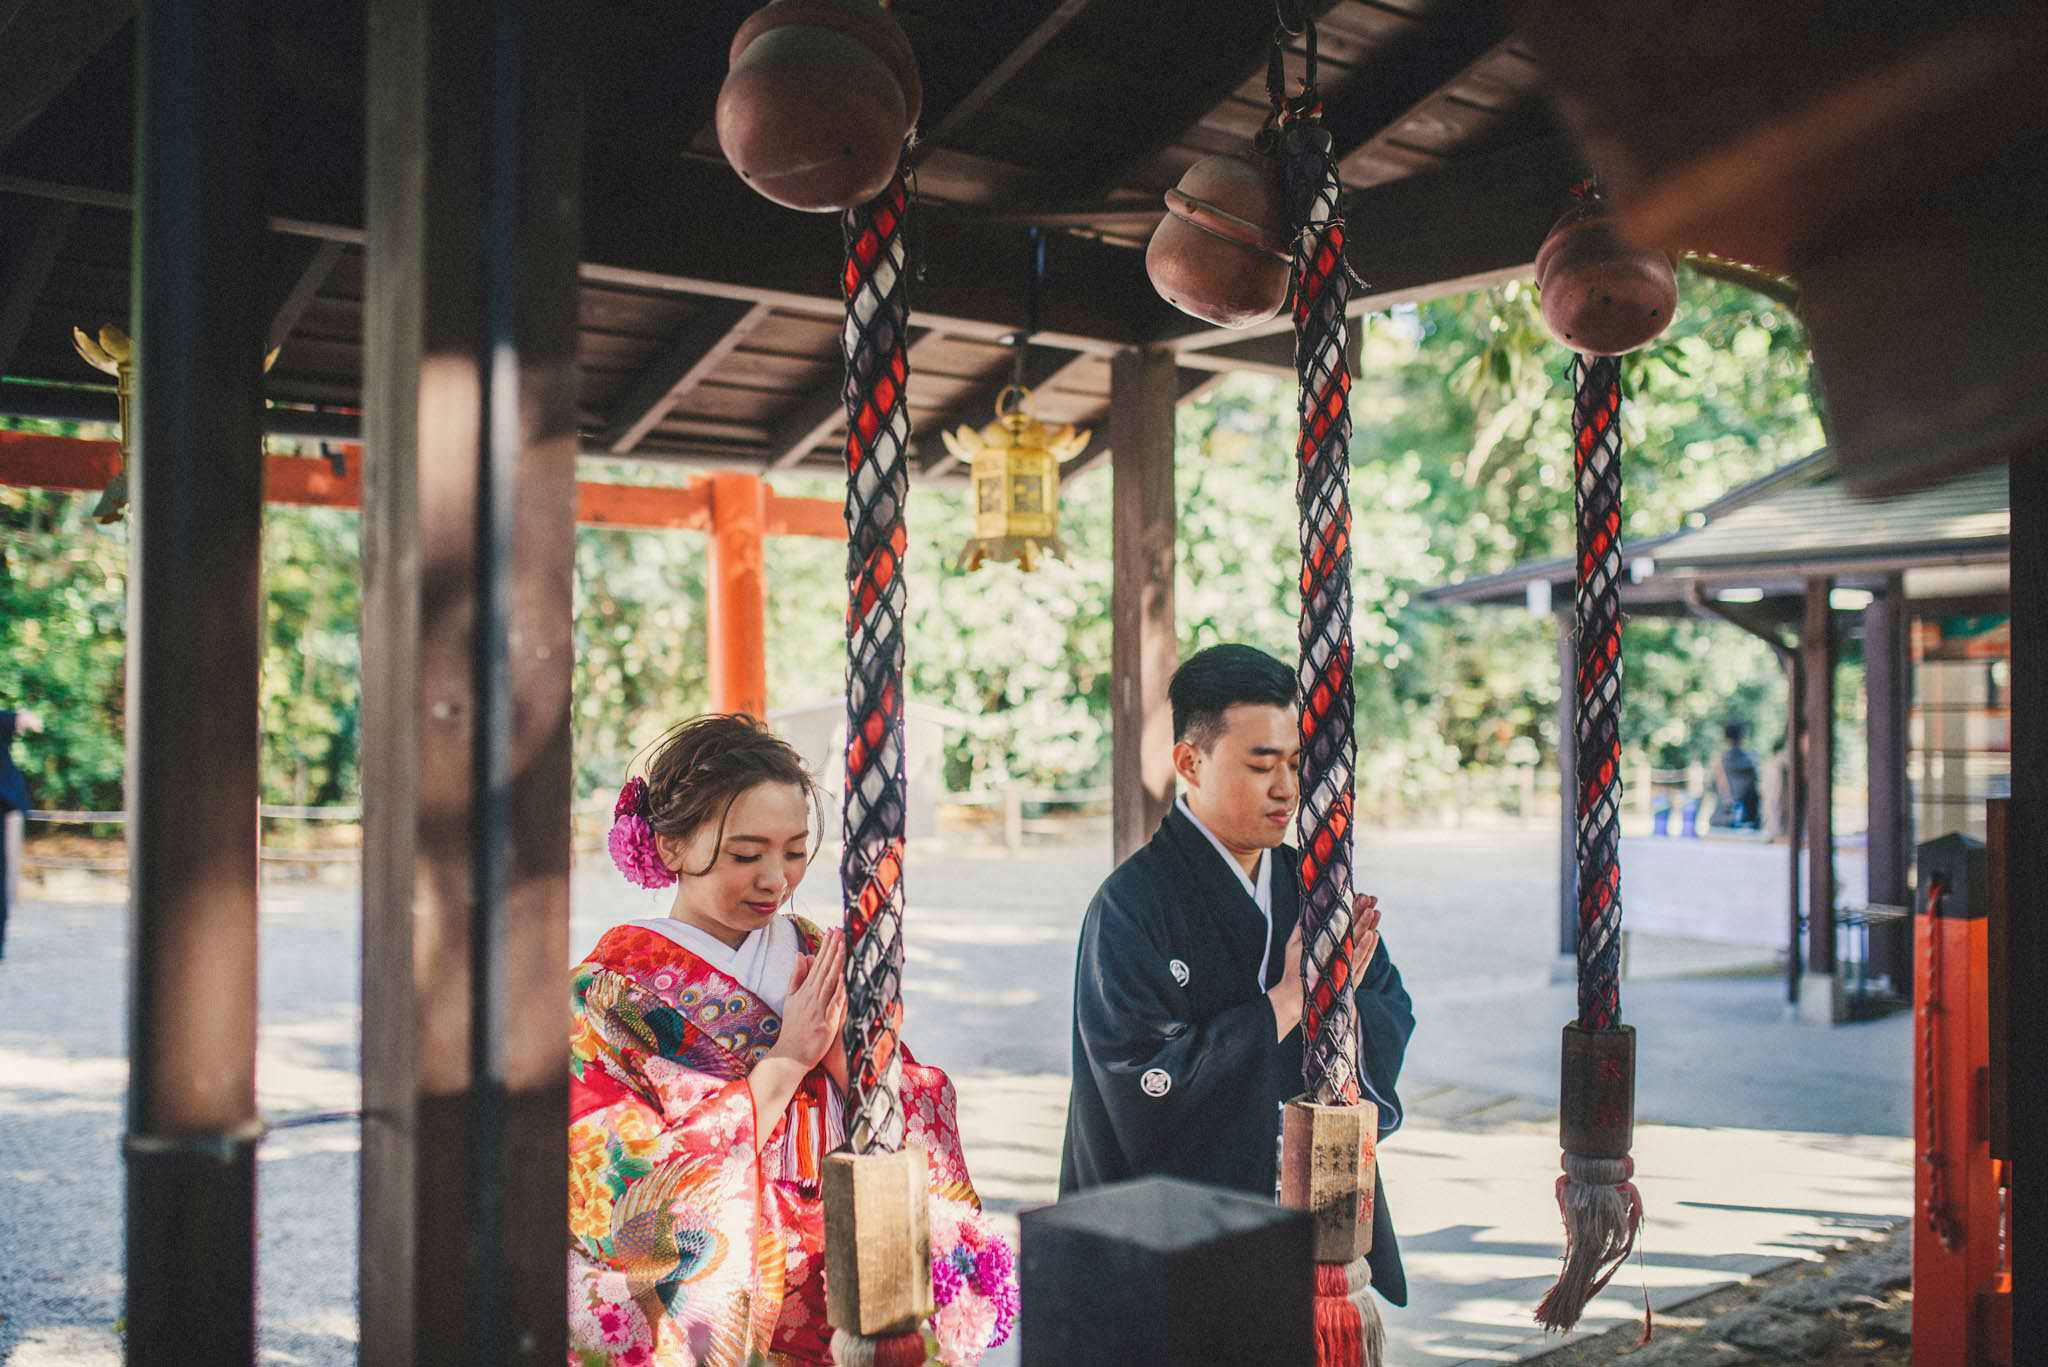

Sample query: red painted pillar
[708,470,769,718]
[1914,832,2006,1366]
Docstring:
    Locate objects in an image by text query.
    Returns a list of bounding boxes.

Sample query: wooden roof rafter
[600,299,773,455]
[264,237,345,355]
[0,196,77,375]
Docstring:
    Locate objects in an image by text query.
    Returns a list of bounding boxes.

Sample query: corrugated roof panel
[1653,466,2007,568]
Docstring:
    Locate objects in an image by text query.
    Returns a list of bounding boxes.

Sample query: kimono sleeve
[1353,937,1414,1140]
[1071,888,1296,1175]
[568,964,764,1358]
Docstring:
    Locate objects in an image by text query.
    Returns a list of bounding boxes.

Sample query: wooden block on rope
[1020,1176,1312,1366]
[1559,1022,1636,1158]
[1280,1097,1377,1264]
[823,1145,933,1337]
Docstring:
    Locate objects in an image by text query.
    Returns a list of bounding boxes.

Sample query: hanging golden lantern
[73,324,280,523]
[945,385,1088,572]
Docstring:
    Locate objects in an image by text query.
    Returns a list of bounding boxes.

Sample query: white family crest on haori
[1169,958,1190,986]
[1140,1068,1172,1098]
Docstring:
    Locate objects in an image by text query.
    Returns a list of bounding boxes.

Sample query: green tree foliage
[2,265,1820,811]
[1,479,129,810]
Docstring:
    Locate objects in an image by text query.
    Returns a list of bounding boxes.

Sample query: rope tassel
[830,1329,927,1367]
[1315,1258,1386,1367]
[1538,355,1649,1340]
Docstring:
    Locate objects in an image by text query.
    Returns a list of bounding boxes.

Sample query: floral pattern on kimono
[570,917,980,1367]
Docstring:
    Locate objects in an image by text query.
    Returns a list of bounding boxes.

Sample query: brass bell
[1534,196,1678,356]
[715,0,923,213]
[946,386,1090,573]
[1146,151,1293,328]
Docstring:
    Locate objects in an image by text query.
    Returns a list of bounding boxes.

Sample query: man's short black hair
[1724,719,1748,745]
[1170,644,1296,751]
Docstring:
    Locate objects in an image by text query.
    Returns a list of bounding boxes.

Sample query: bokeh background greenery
[1,269,1825,814]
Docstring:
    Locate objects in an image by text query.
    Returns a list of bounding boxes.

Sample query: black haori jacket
[1057,802,1415,1305]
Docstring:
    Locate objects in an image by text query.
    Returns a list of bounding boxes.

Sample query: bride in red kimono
[569,714,1009,1367]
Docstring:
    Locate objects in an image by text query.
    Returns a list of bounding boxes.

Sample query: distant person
[0,708,40,960]
[1710,719,1762,831]
[1059,643,1414,1309]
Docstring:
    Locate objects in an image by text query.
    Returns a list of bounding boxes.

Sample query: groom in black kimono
[1058,643,1415,1305]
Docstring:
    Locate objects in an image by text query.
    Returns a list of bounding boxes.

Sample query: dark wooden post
[1556,611,1578,963]
[1800,576,1839,1022]
[123,2,266,1361]
[2009,455,2043,1350]
[1864,573,1911,993]
[1785,648,1806,1007]
[1111,346,1177,864]
[360,0,580,1362]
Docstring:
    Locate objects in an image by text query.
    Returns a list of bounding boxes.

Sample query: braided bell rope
[1283,104,1362,1109]
[839,168,913,1154]
[1571,355,1626,1033]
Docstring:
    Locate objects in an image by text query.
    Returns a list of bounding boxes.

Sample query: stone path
[1528,1224,1913,1365]
[0,831,1915,1365]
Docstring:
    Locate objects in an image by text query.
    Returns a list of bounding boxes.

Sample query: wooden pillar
[122,2,266,1361]
[1864,574,1911,992]
[1785,648,1806,1006]
[2009,455,2043,1350]
[1800,576,1840,1021]
[360,0,580,1362]
[1556,612,1578,961]
[708,469,769,717]
[1110,346,1177,863]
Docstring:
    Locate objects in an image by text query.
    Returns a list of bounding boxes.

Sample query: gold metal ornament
[944,385,1088,573]
[73,324,280,523]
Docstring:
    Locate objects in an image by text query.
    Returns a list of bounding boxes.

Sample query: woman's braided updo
[637,713,823,878]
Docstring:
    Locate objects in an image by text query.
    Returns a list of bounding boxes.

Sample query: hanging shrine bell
[946,385,1088,573]
[1533,189,1678,356]
[715,0,922,212]
[1145,150,1293,328]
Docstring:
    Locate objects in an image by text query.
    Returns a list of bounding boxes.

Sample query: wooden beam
[122,2,265,1363]
[1171,333,1296,382]
[1862,575,1912,993]
[0,198,76,376]
[915,0,1097,154]
[766,490,843,539]
[1110,345,1178,863]
[1061,366,1206,480]
[1319,4,1515,182]
[265,237,344,356]
[0,0,136,155]
[600,298,769,454]
[0,431,851,537]
[582,162,1180,350]
[360,0,578,1361]
[2007,455,2045,1349]
[1801,576,1838,1011]
[762,382,846,472]
[1065,0,1340,205]
[1,167,1181,351]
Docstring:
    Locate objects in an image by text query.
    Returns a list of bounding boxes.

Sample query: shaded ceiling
[0,0,1581,481]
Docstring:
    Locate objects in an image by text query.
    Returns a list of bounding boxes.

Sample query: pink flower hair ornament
[608,776,677,890]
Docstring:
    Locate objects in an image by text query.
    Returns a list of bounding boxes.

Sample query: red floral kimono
[569,916,979,1366]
